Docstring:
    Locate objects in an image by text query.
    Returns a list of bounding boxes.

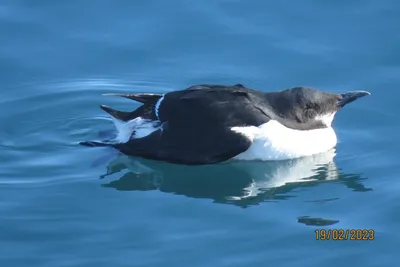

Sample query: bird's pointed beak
[337,90,371,108]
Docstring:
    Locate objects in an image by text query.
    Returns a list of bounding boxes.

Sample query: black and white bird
[80,84,370,165]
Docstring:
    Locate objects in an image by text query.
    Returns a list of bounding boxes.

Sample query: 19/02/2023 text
[315,229,374,240]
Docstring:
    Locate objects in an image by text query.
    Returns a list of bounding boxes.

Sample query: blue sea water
[1,0,399,266]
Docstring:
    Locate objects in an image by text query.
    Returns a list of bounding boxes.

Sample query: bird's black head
[266,87,370,130]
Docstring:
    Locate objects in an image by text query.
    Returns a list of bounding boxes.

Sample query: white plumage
[112,117,160,143]
[231,114,338,161]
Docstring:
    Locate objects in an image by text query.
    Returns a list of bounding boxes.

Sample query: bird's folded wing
[114,85,271,165]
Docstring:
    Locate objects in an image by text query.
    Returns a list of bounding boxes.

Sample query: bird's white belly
[232,120,337,161]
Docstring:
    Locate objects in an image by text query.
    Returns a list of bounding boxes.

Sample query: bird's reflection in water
[297,216,340,226]
[97,148,372,210]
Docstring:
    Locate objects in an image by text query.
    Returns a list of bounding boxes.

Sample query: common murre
[80,84,370,165]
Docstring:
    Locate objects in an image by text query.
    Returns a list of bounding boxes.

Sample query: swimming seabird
[80,84,370,165]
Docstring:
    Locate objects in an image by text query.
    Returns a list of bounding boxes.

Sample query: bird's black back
[157,84,272,128]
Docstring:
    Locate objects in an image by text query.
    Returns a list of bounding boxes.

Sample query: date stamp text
[315,229,374,240]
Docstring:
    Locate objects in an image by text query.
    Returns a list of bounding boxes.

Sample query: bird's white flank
[231,116,338,161]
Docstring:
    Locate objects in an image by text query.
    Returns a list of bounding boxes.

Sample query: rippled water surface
[1,1,400,266]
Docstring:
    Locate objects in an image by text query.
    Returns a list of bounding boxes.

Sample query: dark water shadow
[96,149,372,210]
[297,216,340,226]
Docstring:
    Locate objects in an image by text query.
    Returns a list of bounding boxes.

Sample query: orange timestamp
[315,229,375,240]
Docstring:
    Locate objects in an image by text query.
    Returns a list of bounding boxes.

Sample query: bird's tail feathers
[79,141,115,147]
[102,93,162,104]
[100,105,136,122]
